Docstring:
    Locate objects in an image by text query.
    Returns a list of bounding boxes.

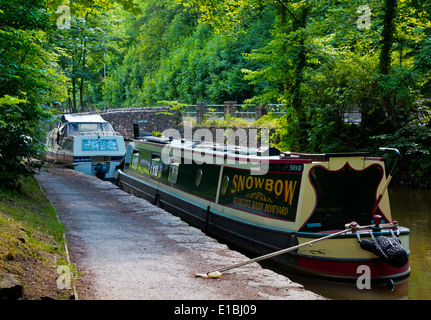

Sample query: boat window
[47,136,54,148]
[63,139,74,152]
[302,164,384,231]
[149,153,162,178]
[195,169,203,187]
[170,161,220,202]
[132,149,151,174]
[168,162,180,184]
[58,125,67,145]
[82,139,118,151]
[80,123,100,132]
[221,176,229,196]
[131,151,139,169]
[66,122,116,136]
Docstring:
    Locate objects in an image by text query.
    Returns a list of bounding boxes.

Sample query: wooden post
[255,104,267,120]
[224,101,237,119]
[196,102,207,125]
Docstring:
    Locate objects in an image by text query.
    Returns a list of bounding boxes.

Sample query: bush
[0,96,51,189]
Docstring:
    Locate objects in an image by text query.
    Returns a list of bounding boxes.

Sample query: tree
[0,0,68,188]
[30,0,430,182]
[378,0,398,125]
[180,0,315,149]
[47,0,142,112]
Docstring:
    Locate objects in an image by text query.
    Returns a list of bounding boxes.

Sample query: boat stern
[287,152,410,280]
[71,135,126,179]
[294,225,410,280]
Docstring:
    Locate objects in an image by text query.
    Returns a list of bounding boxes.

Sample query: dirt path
[36,164,324,300]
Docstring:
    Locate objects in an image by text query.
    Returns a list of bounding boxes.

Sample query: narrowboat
[115,131,410,280]
[44,114,126,180]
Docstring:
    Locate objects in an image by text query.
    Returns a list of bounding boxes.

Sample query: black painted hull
[115,138,410,280]
[116,170,299,269]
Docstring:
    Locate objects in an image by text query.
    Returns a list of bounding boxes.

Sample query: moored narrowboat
[115,132,410,280]
[44,114,126,180]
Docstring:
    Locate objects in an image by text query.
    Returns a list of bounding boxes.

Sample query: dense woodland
[1,0,431,187]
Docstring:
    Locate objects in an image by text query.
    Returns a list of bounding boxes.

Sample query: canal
[270,184,431,300]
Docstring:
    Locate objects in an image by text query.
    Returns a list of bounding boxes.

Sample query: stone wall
[58,107,182,139]
[56,107,274,147]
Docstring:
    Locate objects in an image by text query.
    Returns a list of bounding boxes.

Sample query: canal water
[270,184,431,300]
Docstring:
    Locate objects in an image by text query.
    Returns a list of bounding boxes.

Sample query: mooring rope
[196,221,400,278]
[196,222,354,278]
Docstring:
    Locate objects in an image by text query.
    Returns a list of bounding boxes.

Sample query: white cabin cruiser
[44,114,126,180]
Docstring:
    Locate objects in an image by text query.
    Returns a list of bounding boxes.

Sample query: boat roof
[137,136,373,161]
[61,114,107,124]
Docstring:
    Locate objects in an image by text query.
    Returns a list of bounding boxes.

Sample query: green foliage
[3,0,431,186]
[100,0,431,184]
[0,0,68,189]
[0,175,66,243]
[374,122,431,183]
[201,110,251,128]
[102,0,185,107]
[102,0,274,107]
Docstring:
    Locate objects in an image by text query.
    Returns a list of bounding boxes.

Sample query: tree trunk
[71,77,77,113]
[79,11,91,112]
[290,5,309,150]
[79,40,87,112]
[379,0,398,124]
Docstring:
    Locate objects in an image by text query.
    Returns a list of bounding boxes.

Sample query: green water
[390,184,431,300]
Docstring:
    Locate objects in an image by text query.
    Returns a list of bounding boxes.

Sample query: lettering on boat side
[356,265,371,290]
[220,168,301,220]
[173,304,257,317]
[233,197,290,216]
[73,156,92,163]
[230,175,298,205]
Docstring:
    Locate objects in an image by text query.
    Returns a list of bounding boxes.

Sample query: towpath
[36,164,324,300]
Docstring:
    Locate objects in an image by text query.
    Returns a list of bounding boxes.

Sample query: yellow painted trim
[297,233,409,259]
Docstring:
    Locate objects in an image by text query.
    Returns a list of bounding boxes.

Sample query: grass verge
[0,175,75,300]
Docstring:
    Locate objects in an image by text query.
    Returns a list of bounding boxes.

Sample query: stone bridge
[56,105,272,147]
[57,107,181,140]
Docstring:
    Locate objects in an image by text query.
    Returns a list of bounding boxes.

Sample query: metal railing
[182,104,286,122]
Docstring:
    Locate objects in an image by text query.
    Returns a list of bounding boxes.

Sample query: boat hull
[45,151,123,180]
[116,168,410,280]
[44,134,126,180]
[295,255,410,280]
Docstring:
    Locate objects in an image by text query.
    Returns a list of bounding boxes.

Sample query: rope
[197,222,401,278]
[359,229,409,268]
[197,222,359,278]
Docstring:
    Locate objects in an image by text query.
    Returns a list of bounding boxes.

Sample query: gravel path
[36,165,324,300]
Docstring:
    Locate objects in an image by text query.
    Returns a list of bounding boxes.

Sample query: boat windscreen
[302,163,384,232]
[66,122,116,136]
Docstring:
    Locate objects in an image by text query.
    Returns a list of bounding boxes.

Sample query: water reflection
[291,272,408,300]
[261,261,409,300]
[261,184,431,300]
[390,184,431,300]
